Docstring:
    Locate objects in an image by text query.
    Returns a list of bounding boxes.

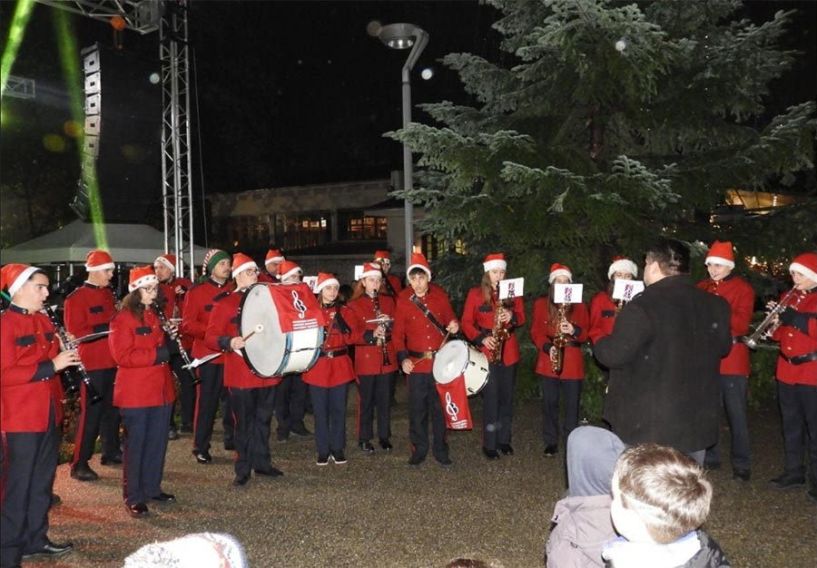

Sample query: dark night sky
[1,0,815,206]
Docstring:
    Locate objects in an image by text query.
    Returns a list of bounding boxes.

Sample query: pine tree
[389,0,816,300]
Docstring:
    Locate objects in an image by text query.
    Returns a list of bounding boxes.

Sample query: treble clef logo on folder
[291,290,307,319]
[445,392,459,421]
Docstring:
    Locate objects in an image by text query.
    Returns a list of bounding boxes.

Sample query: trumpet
[550,303,569,374]
[152,302,201,386]
[743,288,798,349]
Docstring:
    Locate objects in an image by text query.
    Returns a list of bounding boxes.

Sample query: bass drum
[238,283,324,377]
[432,340,489,397]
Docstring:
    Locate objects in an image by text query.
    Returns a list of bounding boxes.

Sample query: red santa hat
[85,249,115,272]
[278,260,302,281]
[231,253,257,279]
[264,248,285,266]
[128,265,158,292]
[482,253,507,273]
[154,253,177,272]
[314,272,339,293]
[360,262,383,280]
[790,252,817,283]
[608,256,638,280]
[1,263,41,298]
[548,263,572,284]
[705,241,735,269]
[373,250,391,262]
[406,252,431,279]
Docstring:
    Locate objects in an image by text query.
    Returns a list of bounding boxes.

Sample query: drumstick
[243,324,264,342]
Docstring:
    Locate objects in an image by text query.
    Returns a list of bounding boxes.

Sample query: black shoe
[316,454,330,466]
[21,539,73,559]
[291,425,313,437]
[224,441,236,451]
[408,454,425,466]
[192,450,212,464]
[769,472,806,489]
[254,467,284,477]
[544,444,558,457]
[499,444,514,456]
[50,493,61,508]
[379,439,393,451]
[126,502,149,517]
[704,461,721,471]
[232,474,250,487]
[482,447,500,460]
[808,486,817,504]
[732,469,751,482]
[151,492,176,503]
[436,456,453,467]
[71,462,99,482]
[276,433,289,443]
[168,428,180,440]
[101,454,123,466]
[331,451,347,464]
[359,441,375,454]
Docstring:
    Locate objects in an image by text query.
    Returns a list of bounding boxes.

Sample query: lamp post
[377,23,429,263]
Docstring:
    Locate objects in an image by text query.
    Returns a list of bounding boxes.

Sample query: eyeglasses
[143,285,159,293]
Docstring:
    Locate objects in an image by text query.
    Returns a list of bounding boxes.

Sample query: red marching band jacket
[460,286,526,366]
[772,288,817,386]
[181,278,233,364]
[530,297,589,380]
[302,303,361,388]
[64,283,117,371]
[0,306,64,432]
[588,291,618,345]
[393,287,458,374]
[346,293,398,375]
[205,290,281,389]
[108,307,176,409]
[697,275,755,376]
[160,276,194,350]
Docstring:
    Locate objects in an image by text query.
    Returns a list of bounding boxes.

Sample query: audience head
[123,532,247,568]
[643,239,690,285]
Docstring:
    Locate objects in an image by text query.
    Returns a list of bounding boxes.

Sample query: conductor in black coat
[594,238,732,460]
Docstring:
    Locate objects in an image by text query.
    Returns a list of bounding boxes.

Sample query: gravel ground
[34,386,816,568]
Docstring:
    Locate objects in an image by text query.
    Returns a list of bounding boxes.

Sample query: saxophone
[489,295,511,364]
[372,293,391,366]
[550,303,569,374]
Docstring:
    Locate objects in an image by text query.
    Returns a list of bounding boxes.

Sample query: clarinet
[151,302,200,386]
[372,293,391,366]
[43,305,102,403]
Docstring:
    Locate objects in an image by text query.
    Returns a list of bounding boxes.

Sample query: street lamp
[377,22,429,263]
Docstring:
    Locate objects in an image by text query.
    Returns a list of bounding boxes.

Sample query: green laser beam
[52,9,109,250]
[1,0,36,97]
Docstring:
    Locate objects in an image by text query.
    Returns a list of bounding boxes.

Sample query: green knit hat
[203,249,230,274]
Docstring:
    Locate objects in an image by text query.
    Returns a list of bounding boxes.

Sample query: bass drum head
[432,340,468,385]
[239,284,286,377]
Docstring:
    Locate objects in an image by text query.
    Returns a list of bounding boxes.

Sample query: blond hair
[614,444,712,544]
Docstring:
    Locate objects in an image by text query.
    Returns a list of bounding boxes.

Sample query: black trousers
[777,380,817,483]
[229,386,277,478]
[481,363,517,450]
[275,373,307,436]
[193,363,234,452]
[408,372,448,461]
[356,373,392,442]
[168,353,197,430]
[540,375,583,447]
[120,404,172,505]
[311,383,349,457]
[0,407,58,567]
[72,367,121,465]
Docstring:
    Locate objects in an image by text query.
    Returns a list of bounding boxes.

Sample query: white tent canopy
[0,220,208,269]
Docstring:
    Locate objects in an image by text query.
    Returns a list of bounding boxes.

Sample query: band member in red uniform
[348,263,397,453]
[1,264,77,565]
[531,263,589,457]
[182,249,235,464]
[393,252,459,466]
[64,250,121,482]
[108,266,177,518]
[303,273,361,465]
[257,248,284,284]
[274,260,312,440]
[154,253,195,440]
[696,241,755,481]
[768,252,817,502]
[373,250,402,296]
[461,253,526,459]
[588,257,638,346]
[205,254,282,486]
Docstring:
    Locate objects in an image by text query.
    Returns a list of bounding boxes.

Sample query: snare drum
[238,283,325,377]
[432,340,489,396]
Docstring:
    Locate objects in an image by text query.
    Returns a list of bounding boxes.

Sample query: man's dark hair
[645,238,690,276]
[408,267,428,278]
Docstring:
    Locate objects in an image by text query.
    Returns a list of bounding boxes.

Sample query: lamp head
[378,23,420,49]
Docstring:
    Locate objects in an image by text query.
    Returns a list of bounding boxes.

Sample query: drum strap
[410,294,448,336]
